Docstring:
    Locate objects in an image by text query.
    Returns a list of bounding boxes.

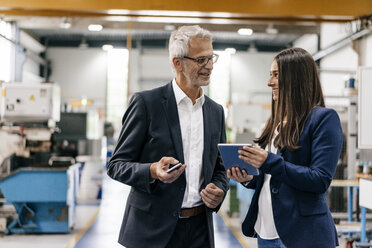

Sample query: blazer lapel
[202,99,212,185]
[162,83,185,164]
[276,148,282,156]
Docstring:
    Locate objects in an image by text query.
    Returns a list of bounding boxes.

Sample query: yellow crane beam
[0,0,371,22]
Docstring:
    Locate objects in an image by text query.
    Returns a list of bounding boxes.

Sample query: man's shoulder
[134,82,171,100]
[204,95,223,111]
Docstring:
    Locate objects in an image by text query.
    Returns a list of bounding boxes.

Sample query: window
[209,50,231,115]
[0,21,13,82]
[106,49,129,124]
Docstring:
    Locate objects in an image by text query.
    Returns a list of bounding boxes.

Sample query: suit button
[173,211,178,217]
[180,187,184,191]
[271,187,278,194]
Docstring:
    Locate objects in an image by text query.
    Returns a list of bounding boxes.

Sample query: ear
[172,57,183,72]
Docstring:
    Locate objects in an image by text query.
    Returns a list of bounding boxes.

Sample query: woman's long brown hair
[254,47,325,151]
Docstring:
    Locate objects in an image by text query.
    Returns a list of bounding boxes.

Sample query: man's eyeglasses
[183,54,219,66]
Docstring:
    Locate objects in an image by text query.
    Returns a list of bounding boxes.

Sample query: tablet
[217,144,259,175]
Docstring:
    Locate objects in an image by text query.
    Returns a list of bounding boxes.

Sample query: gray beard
[183,71,210,87]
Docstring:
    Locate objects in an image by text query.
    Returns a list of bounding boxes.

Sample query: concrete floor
[0,174,251,248]
[0,173,367,248]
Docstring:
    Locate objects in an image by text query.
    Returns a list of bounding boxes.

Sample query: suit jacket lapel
[162,82,185,164]
[202,98,211,186]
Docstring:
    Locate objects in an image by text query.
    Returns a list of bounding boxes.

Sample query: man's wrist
[150,163,158,180]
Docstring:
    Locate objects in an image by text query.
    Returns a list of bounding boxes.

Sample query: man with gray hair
[107,25,229,248]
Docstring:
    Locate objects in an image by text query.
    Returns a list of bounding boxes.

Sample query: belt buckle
[178,211,190,219]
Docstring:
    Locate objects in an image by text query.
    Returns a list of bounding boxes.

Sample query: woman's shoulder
[308,106,340,125]
[310,106,337,116]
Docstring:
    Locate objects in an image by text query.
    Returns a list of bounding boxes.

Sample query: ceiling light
[88,24,103,32]
[248,43,258,53]
[164,24,176,31]
[81,97,88,106]
[107,9,131,15]
[102,44,113,51]
[266,24,278,34]
[79,38,88,49]
[60,22,71,29]
[238,28,253,36]
[225,48,236,54]
[59,18,71,29]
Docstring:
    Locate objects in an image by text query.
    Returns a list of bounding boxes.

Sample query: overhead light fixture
[102,44,113,51]
[79,37,89,49]
[164,24,176,31]
[88,24,103,32]
[266,24,278,35]
[238,28,253,36]
[225,48,236,54]
[248,43,258,53]
[59,17,71,29]
[107,9,131,15]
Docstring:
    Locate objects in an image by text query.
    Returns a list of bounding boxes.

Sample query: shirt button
[271,187,278,194]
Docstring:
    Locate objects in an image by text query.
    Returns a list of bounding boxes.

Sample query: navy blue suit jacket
[242,107,343,248]
[107,82,229,248]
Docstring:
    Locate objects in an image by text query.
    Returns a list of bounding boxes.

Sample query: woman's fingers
[238,146,268,169]
[228,166,253,182]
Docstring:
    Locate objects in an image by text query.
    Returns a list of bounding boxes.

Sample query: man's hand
[200,183,224,209]
[150,156,186,183]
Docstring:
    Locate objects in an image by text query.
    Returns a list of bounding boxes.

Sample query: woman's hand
[227,166,254,183]
[238,145,268,169]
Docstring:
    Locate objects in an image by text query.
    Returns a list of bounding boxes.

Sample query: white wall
[360,33,372,67]
[47,48,107,109]
[45,32,372,130]
[19,31,45,83]
[47,47,172,112]
[319,23,359,96]
[293,24,363,96]
[129,49,172,96]
[228,52,275,131]
[366,34,372,66]
[230,52,275,104]
[293,34,318,54]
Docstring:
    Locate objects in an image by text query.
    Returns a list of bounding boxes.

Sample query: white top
[254,128,279,239]
[172,79,205,208]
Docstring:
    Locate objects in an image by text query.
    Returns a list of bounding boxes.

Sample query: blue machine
[0,164,80,234]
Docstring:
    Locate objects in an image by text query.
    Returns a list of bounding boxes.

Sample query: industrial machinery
[0,165,79,234]
[0,82,79,234]
[0,82,61,171]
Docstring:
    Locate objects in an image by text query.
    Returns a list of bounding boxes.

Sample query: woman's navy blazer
[242,107,343,248]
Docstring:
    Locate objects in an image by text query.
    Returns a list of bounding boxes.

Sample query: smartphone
[166,162,182,173]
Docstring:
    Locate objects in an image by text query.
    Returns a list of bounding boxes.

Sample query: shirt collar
[172,78,205,106]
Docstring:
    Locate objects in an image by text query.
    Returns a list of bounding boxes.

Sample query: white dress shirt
[254,128,279,239]
[172,79,205,208]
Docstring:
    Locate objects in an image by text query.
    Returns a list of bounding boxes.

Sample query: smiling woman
[267,60,279,101]
[228,48,344,248]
